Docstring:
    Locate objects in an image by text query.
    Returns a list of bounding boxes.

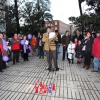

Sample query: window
[55,22,57,25]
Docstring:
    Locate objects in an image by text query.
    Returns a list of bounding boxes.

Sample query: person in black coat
[72,30,84,42]
[38,35,44,59]
[82,31,94,70]
[75,40,83,64]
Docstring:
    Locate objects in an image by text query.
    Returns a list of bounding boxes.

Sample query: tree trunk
[78,0,84,33]
[78,0,82,16]
[14,0,20,33]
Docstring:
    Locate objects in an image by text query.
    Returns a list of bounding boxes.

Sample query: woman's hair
[86,31,92,36]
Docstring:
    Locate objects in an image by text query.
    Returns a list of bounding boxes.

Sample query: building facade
[0,0,6,32]
[45,20,71,34]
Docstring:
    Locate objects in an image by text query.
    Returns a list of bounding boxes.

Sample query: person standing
[72,30,84,42]
[31,35,37,55]
[36,32,40,56]
[55,30,61,59]
[75,40,83,64]
[21,35,29,61]
[2,34,9,69]
[91,32,100,72]
[67,40,75,64]
[42,26,59,71]
[12,33,20,65]
[38,35,44,59]
[0,33,4,72]
[82,31,94,70]
[62,30,71,61]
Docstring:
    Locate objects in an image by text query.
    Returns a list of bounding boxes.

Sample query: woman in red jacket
[12,33,20,65]
[0,33,4,72]
[92,33,100,72]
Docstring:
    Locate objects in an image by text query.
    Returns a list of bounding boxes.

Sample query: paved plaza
[0,51,100,100]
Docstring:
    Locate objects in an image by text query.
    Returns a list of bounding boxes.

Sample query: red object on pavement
[52,84,56,90]
[35,87,38,93]
[40,88,43,94]
[34,82,38,87]
[44,86,48,93]
[40,82,43,87]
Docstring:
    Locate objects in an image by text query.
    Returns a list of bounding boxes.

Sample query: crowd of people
[0,27,100,72]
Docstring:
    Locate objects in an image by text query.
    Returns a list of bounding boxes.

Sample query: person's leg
[51,50,59,70]
[62,46,65,60]
[41,46,44,58]
[23,53,26,61]
[56,45,59,59]
[72,53,74,64]
[86,51,91,69]
[13,50,16,64]
[83,52,87,67]
[93,57,99,71]
[16,50,19,62]
[39,46,41,58]
[26,53,28,61]
[0,53,3,72]
[46,51,52,69]
[44,50,46,60]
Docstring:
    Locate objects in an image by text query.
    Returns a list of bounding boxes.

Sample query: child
[67,40,75,64]
[75,40,83,64]
[74,38,78,50]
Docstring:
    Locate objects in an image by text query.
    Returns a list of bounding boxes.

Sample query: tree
[5,0,53,37]
[20,0,53,35]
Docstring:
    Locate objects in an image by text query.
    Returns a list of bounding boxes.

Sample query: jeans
[93,57,100,71]
[56,44,60,59]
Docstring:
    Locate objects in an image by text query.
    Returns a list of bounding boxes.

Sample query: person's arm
[61,36,65,45]
[0,43,4,55]
[42,33,47,42]
[12,38,20,44]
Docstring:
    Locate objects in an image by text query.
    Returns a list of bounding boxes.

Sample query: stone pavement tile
[0,50,100,100]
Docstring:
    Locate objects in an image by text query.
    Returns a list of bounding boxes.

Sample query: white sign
[49,32,55,39]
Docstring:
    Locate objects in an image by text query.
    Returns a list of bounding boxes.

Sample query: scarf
[23,40,28,53]
[2,39,8,51]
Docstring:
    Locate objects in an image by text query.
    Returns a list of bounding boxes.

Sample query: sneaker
[86,66,90,70]
[91,70,98,72]
[56,68,59,71]
[46,67,51,70]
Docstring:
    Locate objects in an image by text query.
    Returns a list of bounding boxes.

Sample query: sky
[50,0,87,24]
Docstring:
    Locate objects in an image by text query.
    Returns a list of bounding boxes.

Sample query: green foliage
[69,13,100,32]
[5,0,53,37]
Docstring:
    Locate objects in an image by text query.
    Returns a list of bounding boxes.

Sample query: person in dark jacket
[62,30,71,61]
[82,31,94,70]
[72,30,84,42]
[55,30,61,59]
[75,40,83,64]
[38,35,44,59]
[12,33,20,65]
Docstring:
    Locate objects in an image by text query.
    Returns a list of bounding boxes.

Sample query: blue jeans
[56,44,60,59]
[93,57,100,71]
